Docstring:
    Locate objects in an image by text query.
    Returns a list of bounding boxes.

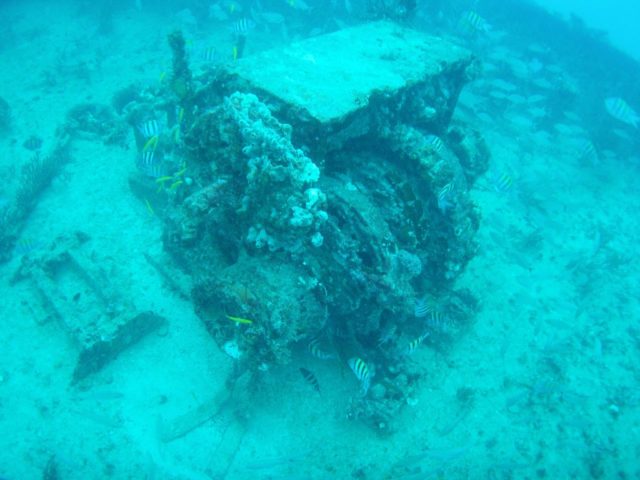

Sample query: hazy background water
[533,0,640,60]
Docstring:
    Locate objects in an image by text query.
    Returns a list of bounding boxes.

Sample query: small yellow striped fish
[348,357,371,395]
[460,10,489,34]
[226,314,253,325]
[491,170,513,194]
[406,333,429,354]
[14,237,42,256]
[605,97,639,128]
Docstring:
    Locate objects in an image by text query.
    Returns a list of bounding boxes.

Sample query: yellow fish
[155,175,173,185]
[226,314,253,325]
[144,199,155,216]
[174,164,187,177]
[406,333,429,354]
[143,135,159,151]
[169,180,183,191]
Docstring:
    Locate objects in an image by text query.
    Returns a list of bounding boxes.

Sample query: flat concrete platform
[228,21,473,124]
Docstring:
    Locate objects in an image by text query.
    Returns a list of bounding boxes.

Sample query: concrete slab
[228,21,473,124]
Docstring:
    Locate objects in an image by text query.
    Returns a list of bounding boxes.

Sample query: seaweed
[15,153,58,215]
[167,30,193,103]
[0,137,71,263]
[15,139,69,217]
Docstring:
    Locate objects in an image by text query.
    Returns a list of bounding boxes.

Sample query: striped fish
[605,97,639,128]
[14,237,43,256]
[405,333,429,355]
[308,337,335,360]
[414,297,433,318]
[299,367,320,394]
[348,357,370,395]
[137,150,166,178]
[230,18,255,36]
[200,46,220,63]
[437,182,455,213]
[459,10,490,34]
[578,140,599,166]
[138,119,160,138]
[490,170,513,194]
[425,310,452,334]
[425,134,444,153]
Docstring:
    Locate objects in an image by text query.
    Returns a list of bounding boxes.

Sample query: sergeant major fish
[308,337,335,360]
[348,357,371,395]
[138,119,160,138]
[605,97,639,128]
[299,367,321,394]
[437,182,455,213]
[230,18,256,36]
[405,333,429,355]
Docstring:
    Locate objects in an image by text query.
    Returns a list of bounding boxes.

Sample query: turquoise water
[1,1,639,479]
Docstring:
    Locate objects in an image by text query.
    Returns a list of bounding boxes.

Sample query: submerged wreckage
[149,21,487,431]
[13,21,488,433]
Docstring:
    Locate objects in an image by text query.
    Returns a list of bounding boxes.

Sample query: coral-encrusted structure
[132,21,488,431]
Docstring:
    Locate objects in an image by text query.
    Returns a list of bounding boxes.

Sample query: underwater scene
[1,0,639,478]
